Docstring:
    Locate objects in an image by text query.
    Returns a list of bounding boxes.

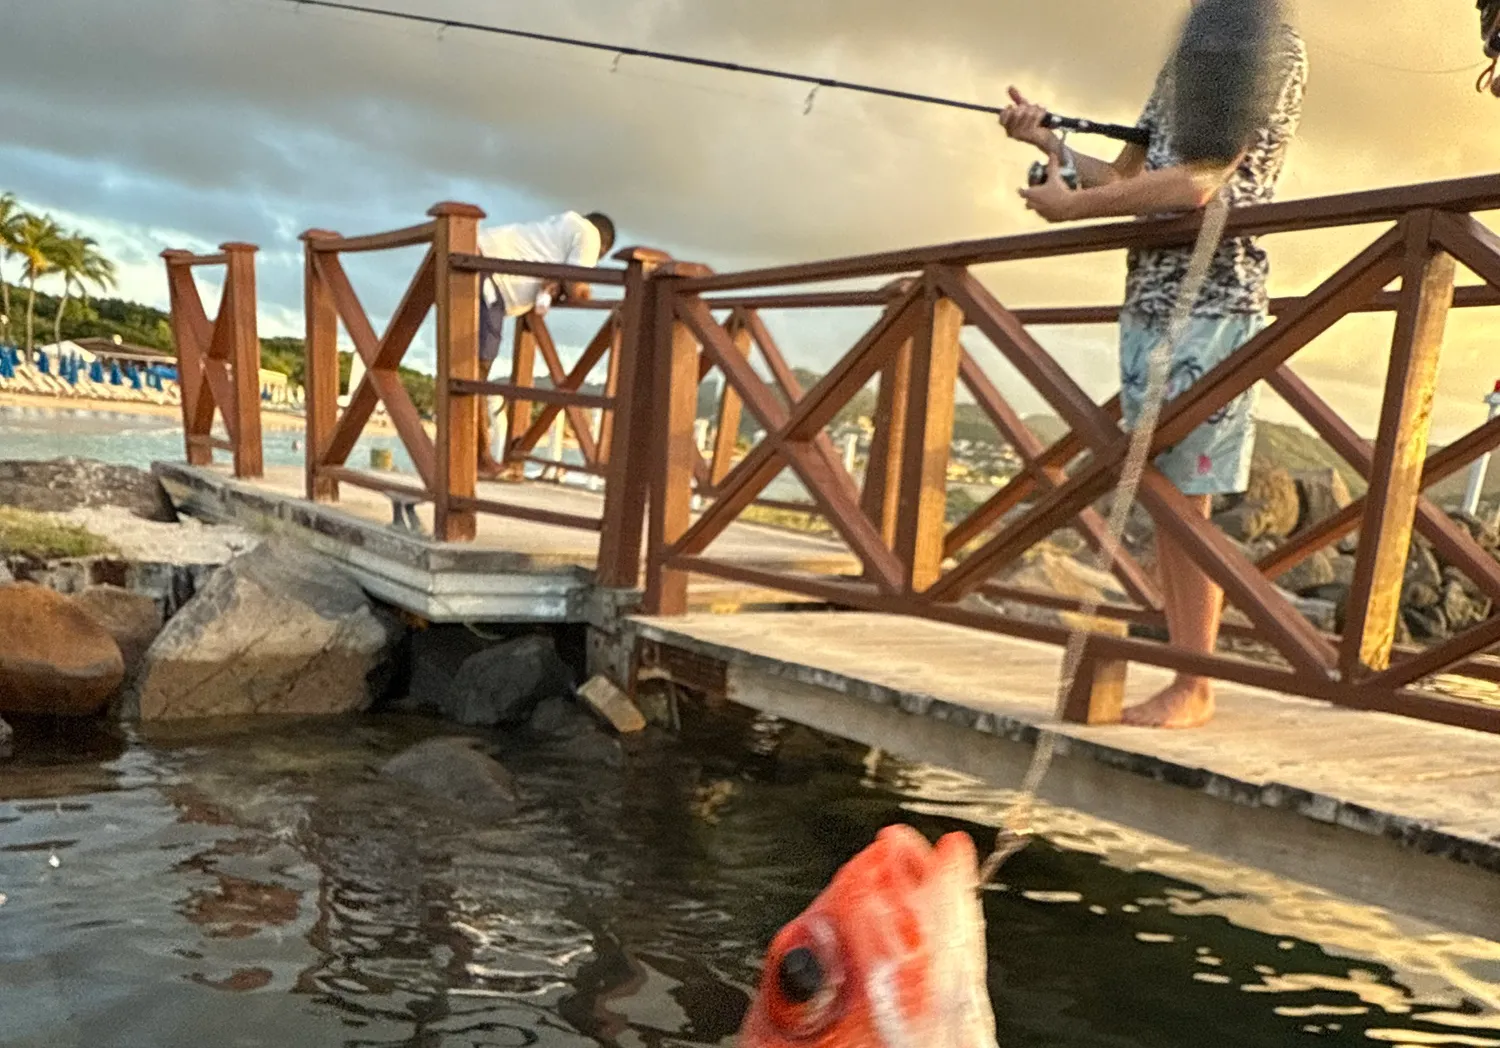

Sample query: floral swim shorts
[1118,311,1267,497]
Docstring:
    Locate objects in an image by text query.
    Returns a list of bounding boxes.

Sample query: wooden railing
[161,243,263,479]
[639,173,1500,734]
[166,173,1500,734]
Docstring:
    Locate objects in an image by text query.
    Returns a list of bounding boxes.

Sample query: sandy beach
[0,390,405,437]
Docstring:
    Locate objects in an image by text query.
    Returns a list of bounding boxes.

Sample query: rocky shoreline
[3,455,1497,766]
[0,458,642,779]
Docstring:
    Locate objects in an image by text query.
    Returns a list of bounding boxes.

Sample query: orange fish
[737,824,999,1048]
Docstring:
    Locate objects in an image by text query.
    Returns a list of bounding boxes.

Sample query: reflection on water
[2,710,1500,1048]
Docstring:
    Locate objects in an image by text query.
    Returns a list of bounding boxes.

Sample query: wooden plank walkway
[154,462,860,619]
[630,610,1500,940]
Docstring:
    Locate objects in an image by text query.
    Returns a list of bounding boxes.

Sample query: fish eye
[777,946,823,1004]
[762,923,844,1037]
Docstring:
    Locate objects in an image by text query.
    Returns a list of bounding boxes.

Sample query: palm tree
[52,234,118,346]
[10,213,64,361]
[0,194,21,346]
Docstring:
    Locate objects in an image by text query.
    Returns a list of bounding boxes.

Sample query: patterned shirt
[1122,24,1308,325]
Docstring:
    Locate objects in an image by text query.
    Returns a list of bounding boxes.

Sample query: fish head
[738,824,998,1048]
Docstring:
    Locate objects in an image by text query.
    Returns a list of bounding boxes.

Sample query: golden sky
[2,0,1498,437]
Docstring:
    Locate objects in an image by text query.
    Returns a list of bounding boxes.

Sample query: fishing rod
[274,0,1149,146]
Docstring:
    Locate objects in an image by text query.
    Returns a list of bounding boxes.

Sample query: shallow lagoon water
[3,710,1500,1048]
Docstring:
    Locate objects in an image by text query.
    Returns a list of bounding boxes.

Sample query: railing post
[597,248,670,591]
[1342,211,1457,677]
[161,249,212,467]
[301,230,341,501]
[894,269,965,592]
[222,242,263,480]
[430,201,486,543]
[642,263,707,614]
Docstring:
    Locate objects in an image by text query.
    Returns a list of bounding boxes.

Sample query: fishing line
[265,0,1148,144]
[980,195,1231,885]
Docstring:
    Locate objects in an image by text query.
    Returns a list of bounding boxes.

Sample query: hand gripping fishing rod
[982,0,1288,885]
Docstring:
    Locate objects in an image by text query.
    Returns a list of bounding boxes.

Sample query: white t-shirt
[477,211,603,317]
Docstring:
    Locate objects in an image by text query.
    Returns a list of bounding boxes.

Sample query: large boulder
[1215,466,1301,542]
[441,634,576,728]
[73,586,164,687]
[1291,468,1353,534]
[0,582,124,716]
[0,458,176,522]
[379,737,519,820]
[1276,550,1337,596]
[129,539,401,721]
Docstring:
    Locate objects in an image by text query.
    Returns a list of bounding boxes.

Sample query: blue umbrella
[90,359,104,384]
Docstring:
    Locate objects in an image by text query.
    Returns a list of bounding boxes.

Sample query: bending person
[476,210,616,480]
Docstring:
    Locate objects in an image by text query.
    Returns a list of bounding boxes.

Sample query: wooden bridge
[157,176,1500,941]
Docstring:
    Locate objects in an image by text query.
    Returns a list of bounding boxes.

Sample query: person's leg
[477,304,504,479]
[1121,313,1262,729]
[1122,494,1222,728]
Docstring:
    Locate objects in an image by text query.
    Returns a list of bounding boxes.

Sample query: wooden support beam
[222,242,264,479]
[894,275,964,592]
[1061,650,1128,726]
[1341,213,1457,678]
[644,292,702,615]
[301,230,342,501]
[430,201,485,543]
[860,334,912,551]
[597,251,664,590]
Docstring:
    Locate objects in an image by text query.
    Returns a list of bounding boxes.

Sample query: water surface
[3,710,1499,1048]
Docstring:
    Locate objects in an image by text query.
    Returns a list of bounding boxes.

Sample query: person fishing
[999,5,1307,730]
[476,210,617,480]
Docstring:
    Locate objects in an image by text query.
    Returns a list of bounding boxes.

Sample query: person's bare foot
[1121,678,1215,729]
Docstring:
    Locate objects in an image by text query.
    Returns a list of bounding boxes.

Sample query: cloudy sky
[3,0,1499,438]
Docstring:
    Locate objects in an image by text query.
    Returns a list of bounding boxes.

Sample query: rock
[1331,554,1357,587]
[380,737,518,819]
[529,695,599,738]
[1450,511,1500,552]
[1291,469,1353,535]
[1405,543,1443,594]
[1276,550,1336,596]
[1403,603,1449,642]
[578,675,646,734]
[1216,467,1301,542]
[0,715,11,760]
[131,539,400,721]
[556,730,624,769]
[442,635,575,728]
[0,458,176,522]
[404,625,496,711]
[1443,580,1490,632]
[1338,532,1361,557]
[1004,551,1129,604]
[72,586,163,686]
[0,583,124,716]
[1290,594,1339,635]
[1213,505,1261,543]
[1302,582,1349,606]
[1404,582,1442,610]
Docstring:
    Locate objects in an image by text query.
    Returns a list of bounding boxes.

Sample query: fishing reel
[1027,134,1081,191]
